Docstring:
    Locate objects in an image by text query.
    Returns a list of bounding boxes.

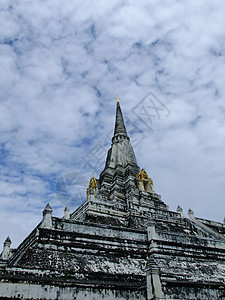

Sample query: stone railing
[8,227,39,266]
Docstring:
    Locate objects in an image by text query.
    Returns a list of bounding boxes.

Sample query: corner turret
[1,236,11,260]
[63,206,70,220]
[40,203,53,229]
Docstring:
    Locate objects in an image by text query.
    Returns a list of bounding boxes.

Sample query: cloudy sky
[1,0,225,248]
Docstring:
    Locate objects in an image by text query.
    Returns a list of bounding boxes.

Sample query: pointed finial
[43,203,53,213]
[188,208,194,220]
[64,206,70,220]
[40,203,53,229]
[177,205,184,218]
[188,208,194,215]
[177,205,182,212]
[116,95,119,103]
[1,236,11,260]
[112,97,129,143]
[4,236,11,245]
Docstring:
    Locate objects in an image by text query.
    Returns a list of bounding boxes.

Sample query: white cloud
[0,0,225,248]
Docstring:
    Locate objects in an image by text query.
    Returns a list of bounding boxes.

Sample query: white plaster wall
[0,283,146,300]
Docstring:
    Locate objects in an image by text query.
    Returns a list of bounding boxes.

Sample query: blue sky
[1,0,225,248]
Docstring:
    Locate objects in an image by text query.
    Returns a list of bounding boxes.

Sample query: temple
[0,99,225,299]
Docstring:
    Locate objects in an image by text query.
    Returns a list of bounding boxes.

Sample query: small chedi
[0,98,225,300]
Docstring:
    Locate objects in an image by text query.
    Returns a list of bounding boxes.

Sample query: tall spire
[112,96,129,142]
[102,98,138,170]
[72,96,143,227]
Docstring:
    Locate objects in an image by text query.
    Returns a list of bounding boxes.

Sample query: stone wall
[0,282,146,300]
